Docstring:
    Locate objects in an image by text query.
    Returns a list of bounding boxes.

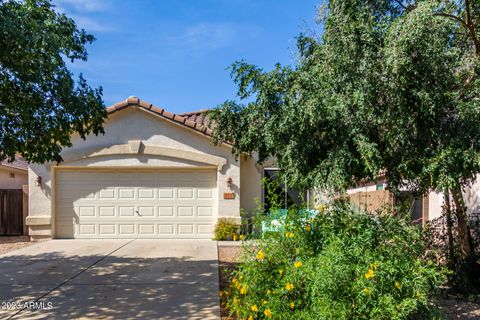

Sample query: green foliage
[213,217,242,241]
[224,203,446,319]
[0,0,106,163]
[207,0,480,196]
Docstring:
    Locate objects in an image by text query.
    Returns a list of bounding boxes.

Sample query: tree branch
[434,12,469,29]
[465,0,480,55]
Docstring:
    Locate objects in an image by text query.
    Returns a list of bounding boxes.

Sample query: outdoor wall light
[227,177,233,189]
[36,176,42,187]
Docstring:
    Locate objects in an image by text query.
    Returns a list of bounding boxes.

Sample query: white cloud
[70,15,114,32]
[55,0,108,12]
[53,0,114,32]
[170,22,261,54]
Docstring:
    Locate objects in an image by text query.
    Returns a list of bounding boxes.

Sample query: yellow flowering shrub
[224,202,446,319]
[213,217,242,240]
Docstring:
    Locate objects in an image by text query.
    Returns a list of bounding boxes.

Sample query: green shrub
[223,201,446,319]
[213,217,242,241]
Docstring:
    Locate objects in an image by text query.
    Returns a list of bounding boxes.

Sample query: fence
[0,189,26,236]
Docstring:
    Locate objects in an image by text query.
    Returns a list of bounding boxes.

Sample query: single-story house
[0,157,28,189]
[347,175,451,224]
[27,97,265,240]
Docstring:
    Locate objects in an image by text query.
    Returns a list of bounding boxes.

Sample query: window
[263,169,307,212]
[376,183,384,191]
[9,172,15,178]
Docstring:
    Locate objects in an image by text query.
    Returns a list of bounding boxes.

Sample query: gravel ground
[218,245,480,320]
[439,298,480,319]
[0,236,36,255]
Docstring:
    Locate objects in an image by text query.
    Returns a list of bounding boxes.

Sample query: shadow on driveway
[0,240,220,320]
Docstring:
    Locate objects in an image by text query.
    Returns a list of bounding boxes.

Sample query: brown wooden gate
[0,189,24,235]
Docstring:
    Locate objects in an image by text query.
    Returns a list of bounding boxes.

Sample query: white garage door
[55,169,217,239]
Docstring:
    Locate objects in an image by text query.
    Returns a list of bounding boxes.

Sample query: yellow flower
[363,288,371,295]
[395,281,401,289]
[287,232,295,238]
[239,234,245,241]
[240,286,247,295]
[263,299,267,305]
[370,262,378,270]
[285,282,294,291]
[232,277,240,288]
[233,234,238,241]
[266,289,272,295]
[364,268,375,279]
[248,315,254,320]
[251,304,258,312]
[264,308,272,318]
[256,250,265,260]
[290,302,295,309]
[305,224,311,232]
[278,269,284,275]
[294,261,303,268]
[317,204,326,212]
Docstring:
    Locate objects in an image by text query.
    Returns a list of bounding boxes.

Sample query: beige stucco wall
[28,107,245,238]
[427,191,444,220]
[0,167,27,189]
[240,155,263,214]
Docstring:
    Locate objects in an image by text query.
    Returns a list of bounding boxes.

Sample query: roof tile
[107,97,213,137]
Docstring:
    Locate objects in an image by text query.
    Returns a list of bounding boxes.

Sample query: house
[26,97,265,240]
[347,175,446,224]
[0,157,28,189]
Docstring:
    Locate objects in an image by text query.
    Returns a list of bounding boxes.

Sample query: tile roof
[107,97,213,136]
[0,156,28,171]
[178,109,211,127]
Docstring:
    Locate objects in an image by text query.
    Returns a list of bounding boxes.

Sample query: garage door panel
[138,188,155,199]
[56,170,217,239]
[119,206,135,216]
[158,206,174,216]
[177,206,194,216]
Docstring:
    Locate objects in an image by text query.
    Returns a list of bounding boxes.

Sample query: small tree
[0,0,106,163]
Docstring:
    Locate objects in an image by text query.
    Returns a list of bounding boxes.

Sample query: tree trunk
[444,190,455,267]
[450,185,472,261]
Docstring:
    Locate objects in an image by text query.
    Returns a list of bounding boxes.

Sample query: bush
[223,201,446,319]
[213,217,242,241]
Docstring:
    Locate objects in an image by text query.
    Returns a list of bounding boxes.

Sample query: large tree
[208,0,480,266]
[0,0,106,163]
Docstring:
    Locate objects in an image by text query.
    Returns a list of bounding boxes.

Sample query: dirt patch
[439,297,480,319]
[0,236,35,255]
[218,245,242,320]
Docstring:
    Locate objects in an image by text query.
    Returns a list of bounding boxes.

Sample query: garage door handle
[135,210,142,216]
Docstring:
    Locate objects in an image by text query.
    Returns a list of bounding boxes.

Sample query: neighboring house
[0,157,28,189]
[27,97,265,240]
[347,175,445,224]
[0,157,28,236]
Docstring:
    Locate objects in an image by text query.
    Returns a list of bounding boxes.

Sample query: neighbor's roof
[107,97,213,136]
[0,156,28,171]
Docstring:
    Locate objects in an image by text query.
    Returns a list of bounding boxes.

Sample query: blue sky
[54,0,320,113]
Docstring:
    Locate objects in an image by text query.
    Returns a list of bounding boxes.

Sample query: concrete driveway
[0,239,220,319]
